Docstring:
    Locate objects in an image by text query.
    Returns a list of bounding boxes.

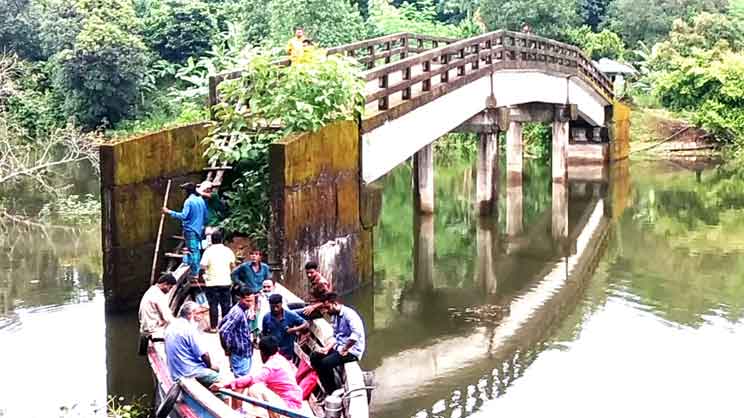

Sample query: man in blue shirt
[163,182,208,276]
[164,301,221,389]
[232,249,272,294]
[262,294,308,361]
[218,287,256,377]
[311,292,366,393]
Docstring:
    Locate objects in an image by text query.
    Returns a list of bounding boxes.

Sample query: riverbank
[629,107,719,157]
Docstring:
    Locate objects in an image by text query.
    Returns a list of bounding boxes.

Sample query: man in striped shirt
[218,287,256,377]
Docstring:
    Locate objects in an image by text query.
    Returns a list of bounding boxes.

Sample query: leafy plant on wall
[203,53,365,246]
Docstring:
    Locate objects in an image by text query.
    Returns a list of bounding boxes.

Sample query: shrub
[53,16,149,128]
[204,53,364,242]
[143,0,216,63]
[268,0,367,47]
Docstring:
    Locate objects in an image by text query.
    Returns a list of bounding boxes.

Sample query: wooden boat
[146,264,371,418]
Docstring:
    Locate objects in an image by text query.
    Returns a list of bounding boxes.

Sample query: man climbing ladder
[162,182,208,277]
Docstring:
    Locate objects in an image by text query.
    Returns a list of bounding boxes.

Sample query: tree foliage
[644,13,744,143]
[479,0,580,40]
[143,0,216,63]
[604,0,728,47]
[203,53,365,242]
[566,26,625,60]
[268,0,367,47]
[53,0,150,128]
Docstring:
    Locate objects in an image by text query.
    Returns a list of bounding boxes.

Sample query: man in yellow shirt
[287,27,306,64]
[200,229,236,332]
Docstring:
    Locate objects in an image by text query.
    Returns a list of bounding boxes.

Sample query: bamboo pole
[151,179,172,285]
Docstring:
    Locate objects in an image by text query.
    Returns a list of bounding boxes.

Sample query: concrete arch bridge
[214,31,631,293]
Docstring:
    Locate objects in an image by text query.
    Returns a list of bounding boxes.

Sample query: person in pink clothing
[213,336,303,414]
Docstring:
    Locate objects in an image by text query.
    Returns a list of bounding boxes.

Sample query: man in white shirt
[200,229,236,332]
[138,273,177,341]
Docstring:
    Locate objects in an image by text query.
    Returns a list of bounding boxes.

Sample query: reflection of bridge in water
[365,168,626,418]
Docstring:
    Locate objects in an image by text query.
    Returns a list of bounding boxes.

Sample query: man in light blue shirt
[311,292,366,393]
[165,301,221,389]
[163,182,208,276]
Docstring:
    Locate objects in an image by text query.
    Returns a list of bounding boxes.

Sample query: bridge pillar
[552,111,569,182]
[414,144,435,214]
[506,121,523,182]
[476,132,499,215]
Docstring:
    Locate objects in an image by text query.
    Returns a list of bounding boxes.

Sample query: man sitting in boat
[218,287,256,378]
[262,294,309,361]
[138,273,177,341]
[290,261,332,319]
[311,292,366,393]
[165,301,222,390]
[213,336,303,417]
[257,278,286,331]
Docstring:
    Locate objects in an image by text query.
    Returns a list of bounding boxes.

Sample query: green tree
[368,0,463,37]
[604,0,728,47]
[578,0,610,30]
[0,0,43,60]
[143,0,216,63]
[268,0,367,47]
[566,26,625,60]
[478,0,580,40]
[54,15,149,128]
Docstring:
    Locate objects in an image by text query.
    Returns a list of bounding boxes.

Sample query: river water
[2,156,744,418]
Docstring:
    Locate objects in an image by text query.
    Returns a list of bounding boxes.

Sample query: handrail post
[457,48,466,76]
[422,60,432,91]
[378,74,389,110]
[402,66,412,100]
[384,41,392,64]
[367,45,375,70]
[441,53,450,83]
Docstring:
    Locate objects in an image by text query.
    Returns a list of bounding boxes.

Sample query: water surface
[2,157,744,418]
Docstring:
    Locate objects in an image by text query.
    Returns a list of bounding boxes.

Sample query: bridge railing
[362,30,614,131]
[206,33,456,117]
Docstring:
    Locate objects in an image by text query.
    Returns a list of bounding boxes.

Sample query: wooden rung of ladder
[203,166,232,172]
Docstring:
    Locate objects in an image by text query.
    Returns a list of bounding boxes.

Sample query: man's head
[180,182,197,196]
[250,249,262,264]
[259,336,279,362]
[197,180,213,194]
[295,27,304,38]
[157,273,177,293]
[262,279,275,294]
[237,286,255,309]
[178,301,205,323]
[304,261,320,282]
[521,22,531,33]
[211,229,224,245]
[320,292,341,315]
[269,293,284,317]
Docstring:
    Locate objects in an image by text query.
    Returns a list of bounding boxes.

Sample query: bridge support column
[552,115,569,182]
[476,132,499,215]
[414,144,435,214]
[506,121,523,237]
[506,121,523,182]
